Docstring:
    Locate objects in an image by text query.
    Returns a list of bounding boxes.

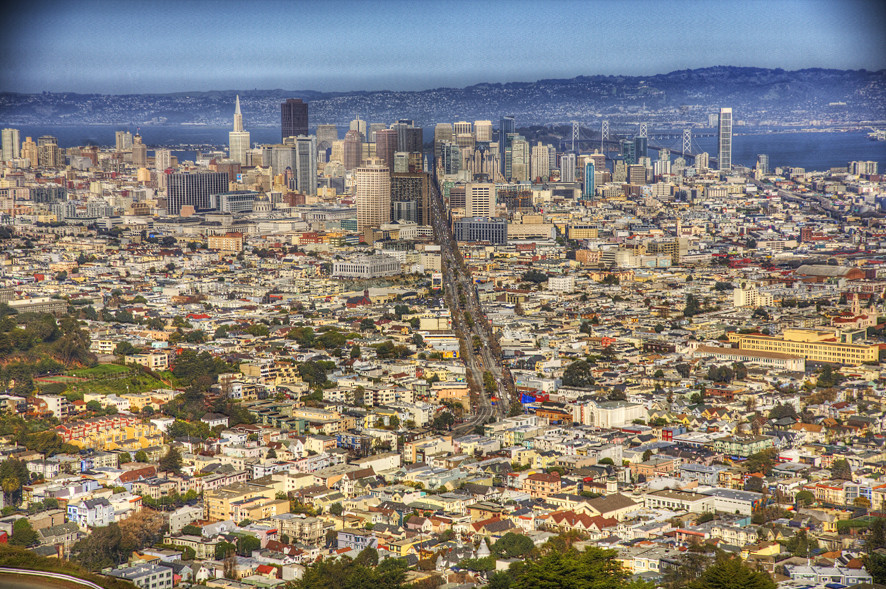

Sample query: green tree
[10,518,39,547]
[215,541,236,560]
[562,360,595,388]
[683,294,702,318]
[134,450,149,463]
[159,447,183,474]
[686,554,775,589]
[785,529,818,557]
[181,524,202,536]
[795,490,815,507]
[118,452,131,464]
[509,547,651,589]
[236,534,261,556]
[114,341,139,357]
[492,532,535,559]
[329,502,344,516]
[831,459,852,481]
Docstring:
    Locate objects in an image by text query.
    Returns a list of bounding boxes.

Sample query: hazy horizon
[2,0,884,94]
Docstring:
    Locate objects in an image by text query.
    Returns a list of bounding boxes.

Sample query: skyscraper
[37,135,61,168]
[392,120,422,153]
[453,121,472,136]
[621,140,636,166]
[21,137,37,167]
[343,130,363,170]
[167,171,229,215]
[115,130,132,152]
[440,142,461,175]
[633,136,648,160]
[155,149,171,171]
[499,116,515,179]
[530,142,550,181]
[561,153,576,183]
[294,135,318,196]
[316,124,338,150]
[756,154,769,175]
[465,182,495,217]
[375,129,398,171]
[2,128,21,161]
[368,123,386,143]
[131,134,147,167]
[718,107,732,171]
[474,120,493,143]
[510,136,530,182]
[229,95,250,164]
[350,117,367,139]
[281,98,308,140]
[390,172,430,225]
[434,123,453,162]
[356,163,390,232]
[583,162,595,198]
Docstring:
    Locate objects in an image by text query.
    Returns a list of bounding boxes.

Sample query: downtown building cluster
[0,101,885,588]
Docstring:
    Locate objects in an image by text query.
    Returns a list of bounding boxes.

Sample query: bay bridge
[557,121,718,166]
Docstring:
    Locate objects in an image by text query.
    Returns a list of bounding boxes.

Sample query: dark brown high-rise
[375,129,398,171]
[281,98,308,140]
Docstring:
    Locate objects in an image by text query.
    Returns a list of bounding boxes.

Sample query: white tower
[229,95,250,164]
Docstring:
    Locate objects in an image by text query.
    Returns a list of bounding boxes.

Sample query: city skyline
[1,0,884,94]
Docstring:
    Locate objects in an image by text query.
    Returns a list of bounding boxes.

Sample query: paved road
[0,570,104,589]
[428,173,515,434]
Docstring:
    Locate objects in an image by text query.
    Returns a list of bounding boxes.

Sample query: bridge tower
[571,121,579,152]
[682,128,692,155]
[639,122,648,138]
[601,120,609,152]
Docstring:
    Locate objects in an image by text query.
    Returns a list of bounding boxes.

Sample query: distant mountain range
[1,67,884,130]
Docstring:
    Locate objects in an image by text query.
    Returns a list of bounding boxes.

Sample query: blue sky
[1,0,883,94]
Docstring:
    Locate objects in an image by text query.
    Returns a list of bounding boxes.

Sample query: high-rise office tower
[281,98,309,140]
[499,116,515,179]
[696,152,710,170]
[295,135,318,196]
[37,135,61,168]
[131,134,147,167]
[465,182,495,217]
[115,130,133,152]
[756,154,769,175]
[2,128,21,161]
[356,163,390,232]
[434,123,453,162]
[583,162,595,198]
[368,123,386,143]
[440,142,461,175]
[621,140,636,166]
[21,137,38,167]
[392,120,422,153]
[393,152,410,173]
[167,171,228,215]
[510,136,530,182]
[228,95,250,164]
[634,136,648,159]
[349,117,367,140]
[530,142,550,181]
[718,107,732,171]
[263,144,296,181]
[343,130,363,170]
[561,153,576,183]
[474,120,493,143]
[453,121,472,136]
[390,172,430,225]
[316,124,338,150]
[375,129,398,171]
[155,149,171,171]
